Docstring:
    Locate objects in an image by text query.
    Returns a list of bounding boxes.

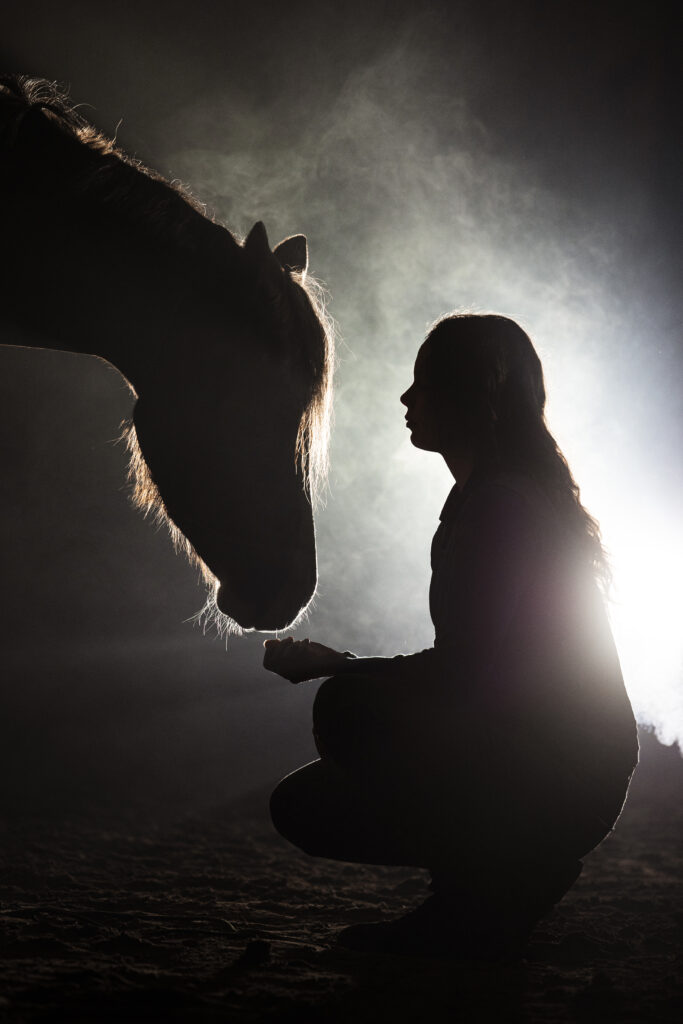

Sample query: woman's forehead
[414,342,430,371]
[413,342,430,378]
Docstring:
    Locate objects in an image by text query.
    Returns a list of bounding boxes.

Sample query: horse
[0,75,334,634]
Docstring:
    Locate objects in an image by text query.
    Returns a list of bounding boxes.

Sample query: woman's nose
[400,386,411,407]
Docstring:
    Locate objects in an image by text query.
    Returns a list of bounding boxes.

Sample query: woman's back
[430,468,637,809]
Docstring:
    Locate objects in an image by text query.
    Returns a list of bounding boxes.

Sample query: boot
[337,860,582,958]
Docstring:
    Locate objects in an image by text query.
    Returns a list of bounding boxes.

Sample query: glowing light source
[605,511,683,749]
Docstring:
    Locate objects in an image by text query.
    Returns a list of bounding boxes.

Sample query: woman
[264,313,638,956]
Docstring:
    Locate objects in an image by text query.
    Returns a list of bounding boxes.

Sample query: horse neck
[2,175,244,390]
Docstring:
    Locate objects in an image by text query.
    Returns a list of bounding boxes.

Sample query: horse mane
[0,75,222,263]
[1,76,334,608]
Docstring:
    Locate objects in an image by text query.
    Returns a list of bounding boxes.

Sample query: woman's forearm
[332,649,438,677]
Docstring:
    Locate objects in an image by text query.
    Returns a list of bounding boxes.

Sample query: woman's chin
[409,432,435,452]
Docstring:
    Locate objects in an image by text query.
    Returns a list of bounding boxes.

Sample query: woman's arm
[263,638,437,684]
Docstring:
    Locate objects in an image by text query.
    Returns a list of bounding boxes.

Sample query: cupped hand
[263,637,349,684]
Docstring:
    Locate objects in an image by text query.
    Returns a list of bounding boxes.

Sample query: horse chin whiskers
[190,589,245,642]
[210,577,318,636]
[256,583,318,636]
[189,585,311,640]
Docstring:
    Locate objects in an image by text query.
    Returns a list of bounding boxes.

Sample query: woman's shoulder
[447,469,570,561]
[461,467,553,521]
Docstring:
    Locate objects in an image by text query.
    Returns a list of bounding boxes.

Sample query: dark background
[1,0,681,817]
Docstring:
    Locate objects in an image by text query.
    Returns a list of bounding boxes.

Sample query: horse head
[127,221,333,633]
[0,76,334,634]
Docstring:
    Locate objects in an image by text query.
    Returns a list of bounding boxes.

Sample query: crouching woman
[264,313,638,956]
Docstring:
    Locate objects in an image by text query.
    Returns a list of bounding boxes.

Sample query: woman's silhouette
[264,314,638,956]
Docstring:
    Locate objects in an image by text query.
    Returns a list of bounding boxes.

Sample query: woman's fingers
[263,638,303,671]
[262,637,333,683]
[263,638,348,686]
[263,636,294,651]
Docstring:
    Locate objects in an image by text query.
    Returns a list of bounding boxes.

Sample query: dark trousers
[271,674,626,904]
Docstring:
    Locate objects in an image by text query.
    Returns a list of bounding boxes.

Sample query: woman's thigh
[306,675,623,866]
[269,756,616,874]
[312,672,442,772]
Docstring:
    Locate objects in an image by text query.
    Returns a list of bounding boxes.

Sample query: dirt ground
[1,728,681,1024]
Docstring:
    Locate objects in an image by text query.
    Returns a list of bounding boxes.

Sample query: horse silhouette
[0,75,333,633]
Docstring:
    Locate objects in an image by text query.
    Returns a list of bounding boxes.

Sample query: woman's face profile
[400,342,442,452]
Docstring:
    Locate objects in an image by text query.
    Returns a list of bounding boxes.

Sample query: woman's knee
[270,763,332,856]
[269,772,302,845]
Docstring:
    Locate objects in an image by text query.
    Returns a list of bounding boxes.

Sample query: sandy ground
[1,728,681,1024]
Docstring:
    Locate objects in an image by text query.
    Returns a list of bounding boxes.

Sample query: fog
[1,1,680,814]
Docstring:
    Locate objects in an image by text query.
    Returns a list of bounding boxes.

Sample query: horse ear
[244,221,275,263]
[273,234,308,278]
[243,221,289,307]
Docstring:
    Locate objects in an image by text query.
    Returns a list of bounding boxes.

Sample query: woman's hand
[263,637,352,684]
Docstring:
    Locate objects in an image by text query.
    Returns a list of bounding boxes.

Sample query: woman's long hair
[424,314,611,592]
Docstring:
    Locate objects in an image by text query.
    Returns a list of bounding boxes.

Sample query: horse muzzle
[216,576,315,632]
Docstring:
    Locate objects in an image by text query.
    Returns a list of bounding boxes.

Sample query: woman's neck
[442,450,476,489]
